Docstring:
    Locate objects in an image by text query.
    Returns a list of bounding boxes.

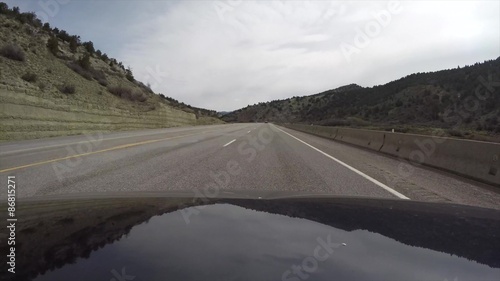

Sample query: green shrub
[67,62,92,80]
[125,67,134,82]
[108,86,132,98]
[82,41,94,54]
[21,72,37,82]
[97,78,108,87]
[108,86,147,102]
[38,82,46,91]
[69,36,78,53]
[47,36,58,55]
[0,44,25,61]
[138,82,154,94]
[57,30,71,42]
[78,53,91,70]
[42,22,51,32]
[58,83,76,94]
[67,59,108,85]
[132,91,147,102]
[0,3,8,14]
[90,68,106,81]
[447,129,464,137]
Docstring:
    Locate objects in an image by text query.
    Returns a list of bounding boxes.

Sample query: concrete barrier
[278,123,500,186]
[285,124,337,139]
[381,133,500,186]
[336,128,385,151]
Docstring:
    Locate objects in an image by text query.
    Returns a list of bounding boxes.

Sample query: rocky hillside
[0,4,223,141]
[223,58,500,139]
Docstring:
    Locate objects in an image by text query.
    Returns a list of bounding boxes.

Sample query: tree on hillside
[69,36,79,53]
[125,66,134,82]
[16,12,38,26]
[82,41,95,54]
[78,53,91,70]
[0,3,8,14]
[57,30,71,42]
[42,22,51,32]
[47,36,59,55]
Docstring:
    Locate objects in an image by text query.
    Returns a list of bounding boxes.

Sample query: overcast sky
[6,0,500,111]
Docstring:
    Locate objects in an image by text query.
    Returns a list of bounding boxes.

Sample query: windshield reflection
[4,197,499,281]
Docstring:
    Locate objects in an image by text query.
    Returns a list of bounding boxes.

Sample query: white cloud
[115,1,499,111]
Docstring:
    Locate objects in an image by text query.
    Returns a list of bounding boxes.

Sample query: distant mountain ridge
[310,83,364,97]
[223,58,500,138]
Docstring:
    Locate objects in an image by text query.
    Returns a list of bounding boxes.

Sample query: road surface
[1,123,499,209]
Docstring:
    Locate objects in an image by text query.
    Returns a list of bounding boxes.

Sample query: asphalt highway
[1,123,499,209]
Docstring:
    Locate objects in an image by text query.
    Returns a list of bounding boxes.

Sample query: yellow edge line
[0,132,202,173]
[0,125,229,155]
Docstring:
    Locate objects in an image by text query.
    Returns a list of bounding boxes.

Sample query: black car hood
[2,191,500,281]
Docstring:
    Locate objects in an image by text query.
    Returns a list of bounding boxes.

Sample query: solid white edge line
[223,139,237,147]
[272,125,410,200]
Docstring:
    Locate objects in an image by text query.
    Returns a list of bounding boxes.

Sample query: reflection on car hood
[3,192,500,281]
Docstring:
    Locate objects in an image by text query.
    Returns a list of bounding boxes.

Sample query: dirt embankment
[0,14,222,141]
[0,85,198,141]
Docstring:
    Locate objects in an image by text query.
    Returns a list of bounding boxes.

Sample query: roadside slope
[0,7,223,141]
